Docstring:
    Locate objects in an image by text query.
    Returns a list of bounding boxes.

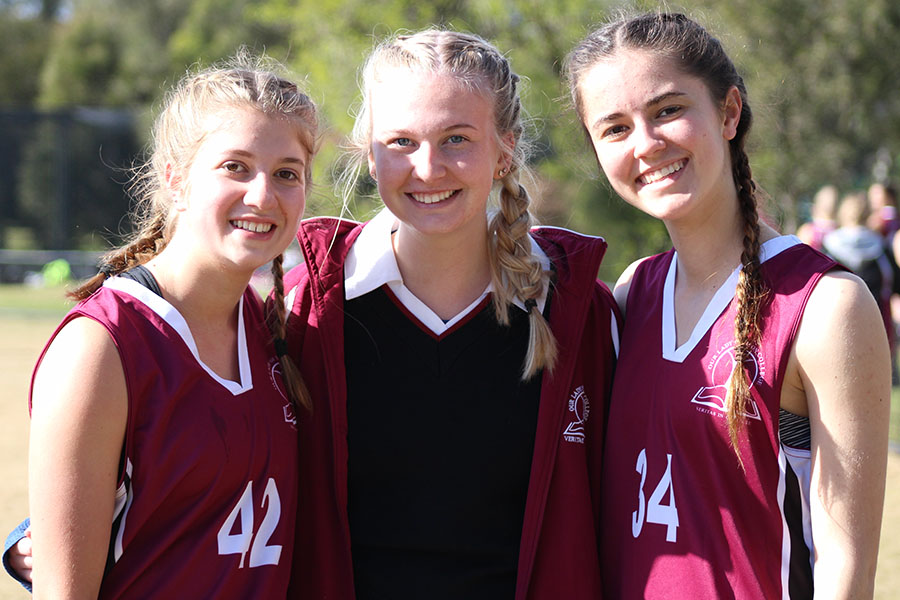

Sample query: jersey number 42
[217,478,283,568]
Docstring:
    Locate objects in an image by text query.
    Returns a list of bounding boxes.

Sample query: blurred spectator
[797,184,839,251]
[823,190,896,382]
[824,191,893,303]
[867,182,900,239]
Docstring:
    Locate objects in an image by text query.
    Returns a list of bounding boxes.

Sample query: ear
[494,131,516,179]
[367,151,377,181]
[165,163,188,210]
[722,86,742,141]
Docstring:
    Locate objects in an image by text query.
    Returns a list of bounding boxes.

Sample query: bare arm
[28,317,127,599]
[785,271,890,599]
[613,257,649,316]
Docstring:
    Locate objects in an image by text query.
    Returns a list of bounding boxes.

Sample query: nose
[244,171,277,209]
[632,120,666,159]
[410,143,446,181]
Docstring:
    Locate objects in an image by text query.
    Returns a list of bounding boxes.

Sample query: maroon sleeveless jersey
[34,278,299,598]
[600,237,837,599]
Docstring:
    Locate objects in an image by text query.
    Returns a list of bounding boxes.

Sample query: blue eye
[393,138,412,147]
[447,134,466,144]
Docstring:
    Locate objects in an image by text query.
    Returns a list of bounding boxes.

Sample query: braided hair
[566,13,767,462]
[343,29,557,379]
[71,52,318,412]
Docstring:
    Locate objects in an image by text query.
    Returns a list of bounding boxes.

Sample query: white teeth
[410,190,454,204]
[640,160,685,184]
[232,220,273,233]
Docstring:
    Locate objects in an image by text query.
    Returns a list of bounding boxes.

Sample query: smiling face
[366,68,509,242]
[577,48,741,227]
[169,107,308,275]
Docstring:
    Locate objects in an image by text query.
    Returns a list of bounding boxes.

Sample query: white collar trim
[344,207,551,335]
[103,277,252,394]
[662,235,801,362]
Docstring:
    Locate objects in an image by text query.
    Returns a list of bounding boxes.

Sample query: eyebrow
[228,149,306,165]
[378,123,479,136]
[590,91,687,131]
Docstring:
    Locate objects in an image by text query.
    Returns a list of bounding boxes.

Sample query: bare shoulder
[798,270,884,344]
[613,256,652,316]
[32,316,126,417]
[789,269,890,415]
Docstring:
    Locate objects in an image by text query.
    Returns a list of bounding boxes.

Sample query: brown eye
[658,106,682,118]
[603,124,628,138]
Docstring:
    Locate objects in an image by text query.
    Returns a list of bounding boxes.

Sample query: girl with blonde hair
[22,55,317,598]
[282,28,618,599]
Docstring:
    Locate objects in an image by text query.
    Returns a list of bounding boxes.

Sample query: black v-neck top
[344,285,545,599]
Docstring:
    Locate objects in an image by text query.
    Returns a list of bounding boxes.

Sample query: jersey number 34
[632,449,679,543]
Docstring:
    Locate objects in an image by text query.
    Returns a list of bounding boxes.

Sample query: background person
[796,184,839,251]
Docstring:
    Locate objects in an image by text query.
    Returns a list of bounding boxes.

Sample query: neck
[392,225,492,320]
[146,245,250,329]
[667,201,780,293]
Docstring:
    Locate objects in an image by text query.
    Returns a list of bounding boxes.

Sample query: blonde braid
[488,171,557,380]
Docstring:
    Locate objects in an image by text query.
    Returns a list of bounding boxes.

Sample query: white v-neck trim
[661,235,802,362]
[103,277,253,395]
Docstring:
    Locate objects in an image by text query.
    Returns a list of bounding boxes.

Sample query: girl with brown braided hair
[20,54,317,598]
[566,11,889,599]
[280,28,618,599]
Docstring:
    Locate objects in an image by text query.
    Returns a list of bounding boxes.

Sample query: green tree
[0,9,52,106]
[694,0,900,229]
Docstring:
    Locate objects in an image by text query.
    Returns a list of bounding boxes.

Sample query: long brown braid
[728,146,767,463]
[344,29,557,380]
[269,253,312,412]
[566,13,768,461]
[69,52,318,413]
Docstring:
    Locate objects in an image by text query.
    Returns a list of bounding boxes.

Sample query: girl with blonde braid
[21,55,317,598]
[566,12,889,598]
[282,28,618,599]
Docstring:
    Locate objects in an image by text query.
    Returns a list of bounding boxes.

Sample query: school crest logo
[563,385,590,443]
[691,341,764,420]
[268,357,297,428]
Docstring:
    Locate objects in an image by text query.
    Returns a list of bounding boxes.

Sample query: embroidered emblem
[691,341,764,420]
[563,385,590,443]
[268,357,297,427]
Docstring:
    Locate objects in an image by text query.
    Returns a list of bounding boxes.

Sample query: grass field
[0,284,898,598]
